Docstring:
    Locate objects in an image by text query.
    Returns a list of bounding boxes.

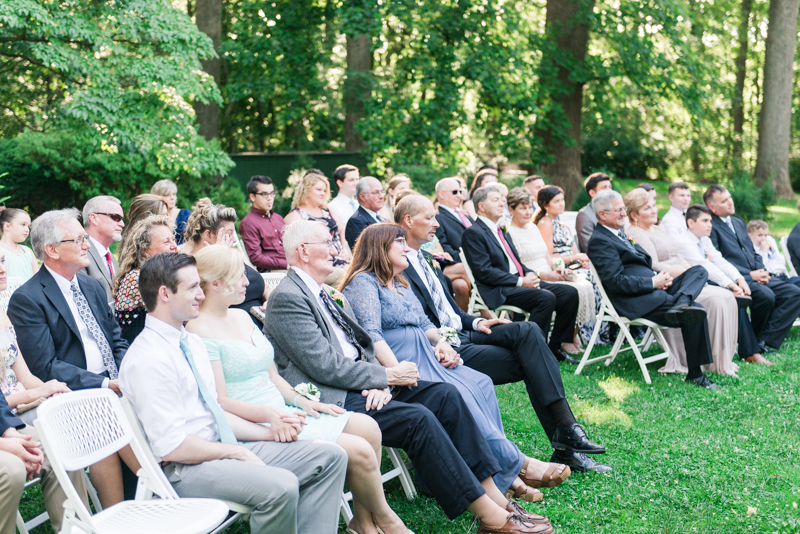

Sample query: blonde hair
[184,198,238,245]
[114,215,174,295]
[623,188,652,223]
[151,179,178,197]
[291,174,331,210]
[194,244,245,297]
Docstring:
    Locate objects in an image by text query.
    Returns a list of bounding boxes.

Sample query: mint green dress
[203,328,351,442]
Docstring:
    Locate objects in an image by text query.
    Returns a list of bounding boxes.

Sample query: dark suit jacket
[403,250,477,331]
[787,223,800,275]
[461,219,533,310]
[0,394,24,435]
[345,206,379,250]
[81,244,118,306]
[435,208,474,261]
[586,225,667,319]
[7,268,128,390]
[708,214,762,281]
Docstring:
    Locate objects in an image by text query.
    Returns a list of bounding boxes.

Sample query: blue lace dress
[342,272,524,493]
[203,326,351,442]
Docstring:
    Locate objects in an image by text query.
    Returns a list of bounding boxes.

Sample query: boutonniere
[627,235,637,246]
[329,289,345,307]
[293,382,321,402]
[499,224,508,234]
[425,255,441,270]
[437,326,461,347]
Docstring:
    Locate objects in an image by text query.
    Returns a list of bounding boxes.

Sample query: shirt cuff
[472,318,484,330]
[516,277,524,287]
[102,378,110,389]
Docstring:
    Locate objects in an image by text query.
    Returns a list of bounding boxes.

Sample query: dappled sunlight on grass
[575,400,633,428]
[598,375,641,403]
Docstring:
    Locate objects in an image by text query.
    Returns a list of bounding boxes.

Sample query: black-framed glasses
[449,190,461,195]
[253,191,276,198]
[94,212,124,223]
[59,234,90,247]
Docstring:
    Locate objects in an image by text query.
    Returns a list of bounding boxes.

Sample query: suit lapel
[286,269,353,352]
[88,246,112,286]
[39,268,82,342]
[439,207,464,228]
[404,261,437,318]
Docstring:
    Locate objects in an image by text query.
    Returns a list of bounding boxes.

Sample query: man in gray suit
[81,195,124,305]
[575,172,612,253]
[265,220,552,534]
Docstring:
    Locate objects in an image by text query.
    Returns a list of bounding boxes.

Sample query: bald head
[394,194,431,225]
[436,177,462,209]
[395,195,438,250]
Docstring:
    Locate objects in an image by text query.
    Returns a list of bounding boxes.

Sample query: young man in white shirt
[328,164,360,223]
[660,182,692,241]
[119,252,348,534]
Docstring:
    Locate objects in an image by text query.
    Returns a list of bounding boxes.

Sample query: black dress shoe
[550,450,612,474]
[552,349,581,365]
[685,374,721,390]
[550,423,605,454]
[664,303,707,325]
[734,295,752,309]
[758,341,777,354]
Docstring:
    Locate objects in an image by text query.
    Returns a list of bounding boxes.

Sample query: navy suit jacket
[708,214,762,281]
[0,394,24,435]
[435,208,474,261]
[461,218,533,309]
[7,268,128,390]
[345,206,379,250]
[787,222,800,275]
[403,249,477,331]
[586,225,668,319]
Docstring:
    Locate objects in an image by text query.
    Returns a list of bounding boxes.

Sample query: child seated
[747,219,800,286]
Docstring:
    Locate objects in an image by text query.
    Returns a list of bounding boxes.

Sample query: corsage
[437,326,461,347]
[552,257,565,269]
[329,289,345,307]
[292,383,321,406]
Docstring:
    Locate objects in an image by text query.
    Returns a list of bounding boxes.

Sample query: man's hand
[737,278,751,296]
[750,270,770,284]
[476,318,510,335]
[538,270,565,282]
[264,410,304,442]
[386,361,419,387]
[229,444,266,466]
[0,430,44,478]
[435,341,460,369]
[653,271,673,290]
[520,273,540,289]
[362,388,392,411]
[727,283,744,297]
[108,379,122,396]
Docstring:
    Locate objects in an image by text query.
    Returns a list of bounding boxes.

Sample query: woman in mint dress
[187,245,411,534]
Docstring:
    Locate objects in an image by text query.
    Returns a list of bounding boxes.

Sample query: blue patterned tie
[70,281,118,379]
[725,218,736,235]
[418,251,456,329]
[617,228,637,252]
[179,339,237,444]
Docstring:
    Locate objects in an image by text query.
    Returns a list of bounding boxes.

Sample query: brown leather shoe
[744,353,774,365]
[477,514,554,534]
[506,501,550,525]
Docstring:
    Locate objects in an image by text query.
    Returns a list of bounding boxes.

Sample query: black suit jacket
[7,268,128,390]
[787,223,800,275]
[435,208,474,261]
[403,250,477,331]
[0,393,24,435]
[461,219,533,309]
[708,214,762,281]
[586,225,668,319]
[345,206,379,250]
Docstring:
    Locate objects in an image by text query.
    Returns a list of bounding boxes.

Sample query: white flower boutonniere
[437,326,461,347]
[552,257,565,270]
[293,383,321,402]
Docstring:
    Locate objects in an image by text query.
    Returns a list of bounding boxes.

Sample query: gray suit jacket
[264,269,389,407]
[81,244,118,306]
[575,203,597,254]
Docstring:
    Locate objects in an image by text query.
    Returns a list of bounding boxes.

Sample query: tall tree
[732,0,754,163]
[343,0,375,153]
[195,0,222,140]
[753,0,799,197]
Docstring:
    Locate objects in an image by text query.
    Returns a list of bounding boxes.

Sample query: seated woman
[187,245,410,534]
[624,188,739,376]
[114,215,178,343]
[117,194,169,254]
[151,178,192,245]
[380,174,413,221]
[341,224,570,504]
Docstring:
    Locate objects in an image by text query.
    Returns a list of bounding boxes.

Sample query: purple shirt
[239,208,287,270]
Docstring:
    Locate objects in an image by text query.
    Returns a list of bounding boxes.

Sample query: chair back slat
[780,236,798,277]
[261,273,287,289]
[459,248,490,315]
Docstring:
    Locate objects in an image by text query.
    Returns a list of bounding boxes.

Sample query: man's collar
[720,215,732,224]
[683,229,702,243]
[290,265,323,295]
[439,204,457,215]
[44,264,76,289]
[600,223,622,236]
[668,205,686,215]
[361,206,380,220]
[89,235,109,256]
[478,215,499,231]
[250,206,272,217]
[144,314,185,345]
[335,192,355,201]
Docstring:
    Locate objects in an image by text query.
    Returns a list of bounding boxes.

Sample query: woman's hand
[538,270,565,282]
[297,398,346,418]
[33,380,70,399]
[265,409,306,442]
[435,340,460,369]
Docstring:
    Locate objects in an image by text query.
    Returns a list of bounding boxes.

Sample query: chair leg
[340,493,354,527]
[15,511,29,534]
[625,327,653,384]
[575,314,605,376]
[604,325,627,366]
[83,470,102,512]
[386,448,417,499]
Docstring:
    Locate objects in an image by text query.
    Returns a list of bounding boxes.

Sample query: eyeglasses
[602,207,627,214]
[369,190,385,196]
[302,240,335,249]
[449,190,462,195]
[95,212,124,223]
[394,237,407,247]
[59,234,90,247]
[253,191,276,198]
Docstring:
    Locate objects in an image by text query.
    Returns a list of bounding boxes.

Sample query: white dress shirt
[720,215,736,234]
[660,206,687,242]
[119,315,220,458]
[329,194,359,223]
[754,236,788,275]
[362,206,383,222]
[439,205,470,228]
[675,230,742,287]
[290,267,361,361]
[44,265,109,384]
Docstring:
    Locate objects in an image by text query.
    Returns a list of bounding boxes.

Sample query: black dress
[231,264,266,327]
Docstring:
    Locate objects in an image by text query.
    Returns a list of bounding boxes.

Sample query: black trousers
[641,266,713,368]
[458,321,565,440]
[502,282,579,349]
[748,276,800,349]
[344,380,500,520]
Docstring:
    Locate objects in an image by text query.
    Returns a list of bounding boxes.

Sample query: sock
[549,398,577,428]
[686,366,703,379]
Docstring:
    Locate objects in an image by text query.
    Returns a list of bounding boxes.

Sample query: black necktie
[320,289,365,361]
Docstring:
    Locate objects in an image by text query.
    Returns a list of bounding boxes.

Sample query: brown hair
[184,198,238,245]
[118,194,168,253]
[0,207,29,237]
[532,185,564,225]
[340,223,409,290]
[507,187,533,210]
[384,174,413,214]
[746,219,769,233]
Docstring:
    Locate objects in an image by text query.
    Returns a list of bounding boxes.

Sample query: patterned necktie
[376,213,386,222]
[617,227,637,252]
[418,251,456,329]
[104,251,115,278]
[497,227,525,276]
[455,209,472,228]
[70,281,118,379]
[320,290,365,361]
[179,339,237,444]
[725,218,736,235]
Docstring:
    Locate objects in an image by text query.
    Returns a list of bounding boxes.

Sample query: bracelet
[292,394,303,407]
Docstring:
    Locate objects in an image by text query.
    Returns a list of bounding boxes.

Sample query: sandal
[504,477,543,503]
[520,458,571,489]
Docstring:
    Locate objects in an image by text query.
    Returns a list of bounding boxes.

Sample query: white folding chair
[459,248,530,321]
[575,264,670,384]
[779,236,798,277]
[16,470,102,534]
[33,389,230,534]
[559,211,578,238]
[261,272,287,289]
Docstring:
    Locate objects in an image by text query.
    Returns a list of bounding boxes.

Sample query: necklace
[0,241,22,254]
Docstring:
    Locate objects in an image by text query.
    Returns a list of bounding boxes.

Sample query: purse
[15,397,44,414]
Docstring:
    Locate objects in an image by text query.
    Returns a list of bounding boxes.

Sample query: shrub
[723,171,775,222]
[581,131,668,181]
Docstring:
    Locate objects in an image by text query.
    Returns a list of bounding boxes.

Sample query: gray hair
[30,208,81,260]
[592,189,623,216]
[355,177,380,203]
[82,195,121,227]
[150,179,178,197]
[472,185,501,213]
[283,220,329,263]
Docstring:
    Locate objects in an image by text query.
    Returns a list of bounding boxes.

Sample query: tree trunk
[194,0,221,141]
[539,0,595,206]
[732,0,754,162]
[753,0,799,197]
[344,33,372,152]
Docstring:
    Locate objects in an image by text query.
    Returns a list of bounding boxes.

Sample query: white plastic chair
[575,263,670,384]
[16,470,102,534]
[33,389,230,534]
[459,248,530,321]
[779,236,798,277]
[559,211,579,239]
[261,272,287,289]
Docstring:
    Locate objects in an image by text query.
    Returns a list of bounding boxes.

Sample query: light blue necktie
[70,281,118,379]
[180,338,237,444]
[725,219,736,235]
[697,240,705,258]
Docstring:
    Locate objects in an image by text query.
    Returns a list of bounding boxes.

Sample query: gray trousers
[165,440,347,534]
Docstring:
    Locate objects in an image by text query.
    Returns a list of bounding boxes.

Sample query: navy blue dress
[174,208,192,245]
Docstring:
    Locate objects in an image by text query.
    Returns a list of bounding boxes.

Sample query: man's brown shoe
[744,354,774,365]
[506,501,550,525]
[477,514,554,534]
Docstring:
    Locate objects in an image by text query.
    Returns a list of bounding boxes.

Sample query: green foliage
[581,130,669,181]
[724,171,776,222]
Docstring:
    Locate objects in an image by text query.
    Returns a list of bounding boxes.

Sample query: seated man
[266,220,552,534]
[435,176,474,260]
[575,172,612,253]
[395,195,610,474]
[747,219,800,286]
[328,164,360,223]
[786,198,800,274]
[523,176,545,211]
[587,190,718,389]
[239,175,287,271]
[119,252,348,534]
[80,195,125,306]
[345,177,387,250]
[660,182,692,241]
[704,185,800,353]
[461,186,580,362]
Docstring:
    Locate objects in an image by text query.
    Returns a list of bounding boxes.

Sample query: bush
[723,171,775,222]
[581,131,668,181]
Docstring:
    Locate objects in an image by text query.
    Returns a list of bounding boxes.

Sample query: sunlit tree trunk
[732,0,754,163]
[194,0,221,141]
[344,33,372,152]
